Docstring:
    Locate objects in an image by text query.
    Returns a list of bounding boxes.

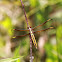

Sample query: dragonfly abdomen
[31,33,37,49]
[29,27,37,49]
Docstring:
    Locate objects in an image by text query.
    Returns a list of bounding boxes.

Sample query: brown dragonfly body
[13,19,53,49]
[13,0,54,62]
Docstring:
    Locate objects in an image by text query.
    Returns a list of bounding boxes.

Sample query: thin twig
[20,0,29,27]
[30,35,33,62]
[20,0,33,62]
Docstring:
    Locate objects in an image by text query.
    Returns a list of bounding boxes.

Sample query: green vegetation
[0,0,62,62]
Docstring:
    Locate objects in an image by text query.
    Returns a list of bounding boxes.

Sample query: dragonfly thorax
[29,27,33,35]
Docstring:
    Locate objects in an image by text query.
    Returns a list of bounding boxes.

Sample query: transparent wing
[12,27,54,38]
[13,29,29,31]
[32,19,53,30]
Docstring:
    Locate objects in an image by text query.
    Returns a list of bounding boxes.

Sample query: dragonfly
[12,19,54,49]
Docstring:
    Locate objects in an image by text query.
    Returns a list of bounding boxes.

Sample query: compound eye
[27,27,29,29]
[30,27,31,28]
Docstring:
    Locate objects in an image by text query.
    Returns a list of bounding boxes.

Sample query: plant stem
[20,0,33,62]
[30,35,33,62]
[20,0,29,27]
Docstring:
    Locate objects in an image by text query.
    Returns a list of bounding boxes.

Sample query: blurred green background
[0,0,62,62]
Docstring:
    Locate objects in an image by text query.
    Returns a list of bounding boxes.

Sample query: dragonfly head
[27,26,31,29]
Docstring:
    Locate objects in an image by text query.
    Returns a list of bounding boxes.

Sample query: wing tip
[47,19,53,21]
[12,37,16,38]
[50,27,54,29]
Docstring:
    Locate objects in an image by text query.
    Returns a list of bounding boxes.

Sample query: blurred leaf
[0,37,5,47]
[0,57,23,62]
[13,46,20,58]
[56,25,62,61]
[36,13,44,21]
[13,1,21,6]
[48,0,62,5]
[46,58,53,62]
[29,0,39,7]
[2,17,11,29]
[1,17,13,36]
[45,43,58,61]
[13,43,21,62]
